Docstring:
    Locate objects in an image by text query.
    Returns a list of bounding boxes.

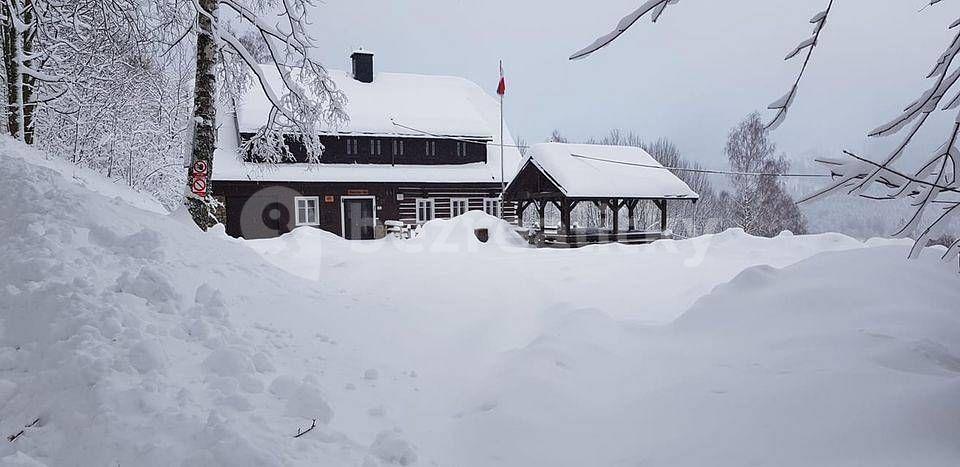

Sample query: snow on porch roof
[236,66,494,138]
[510,143,700,200]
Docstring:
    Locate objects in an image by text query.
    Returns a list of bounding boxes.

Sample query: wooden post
[516,201,527,228]
[592,201,605,229]
[560,199,572,235]
[536,201,546,229]
[658,199,668,232]
[611,199,619,235]
[627,200,637,231]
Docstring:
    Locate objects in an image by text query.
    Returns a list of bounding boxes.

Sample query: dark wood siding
[241,134,489,166]
[504,160,565,201]
[213,181,515,239]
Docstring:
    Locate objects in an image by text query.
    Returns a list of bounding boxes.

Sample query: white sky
[306,0,960,167]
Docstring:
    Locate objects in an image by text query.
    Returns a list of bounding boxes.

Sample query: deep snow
[0,139,958,466]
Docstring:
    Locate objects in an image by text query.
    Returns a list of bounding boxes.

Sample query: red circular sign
[192,160,208,174]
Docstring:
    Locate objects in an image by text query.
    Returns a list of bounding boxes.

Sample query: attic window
[370,139,382,156]
[392,139,404,156]
[456,142,466,157]
[346,138,358,155]
[425,140,437,157]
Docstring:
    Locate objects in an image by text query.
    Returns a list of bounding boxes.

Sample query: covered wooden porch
[514,198,677,247]
[504,143,699,248]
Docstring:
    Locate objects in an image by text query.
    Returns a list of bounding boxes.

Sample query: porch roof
[505,143,699,200]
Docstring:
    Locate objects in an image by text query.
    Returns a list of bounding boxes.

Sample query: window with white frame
[369,139,382,156]
[456,142,466,157]
[416,198,435,223]
[346,138,358,155]
[295,196,320,226]
[484,198,502,217]
[425,140,437,157]
[450,198,469,217]
[392,139,404,156]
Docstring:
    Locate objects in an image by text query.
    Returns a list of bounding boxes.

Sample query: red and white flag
[497,61,506,96]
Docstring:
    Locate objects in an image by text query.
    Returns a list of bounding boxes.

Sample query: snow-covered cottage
[212,51,522,239]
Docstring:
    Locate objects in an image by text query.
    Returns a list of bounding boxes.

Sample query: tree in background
[570,0,959,262]
[548,129,569,143]
[724,113,806,236]
[0,0,147,144]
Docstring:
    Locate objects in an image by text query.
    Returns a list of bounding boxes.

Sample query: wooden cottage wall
[213,181,516,239]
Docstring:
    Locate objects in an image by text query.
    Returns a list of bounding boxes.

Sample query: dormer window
[369,139,382,156]
[346,138,358,155]
[425,140,437,157]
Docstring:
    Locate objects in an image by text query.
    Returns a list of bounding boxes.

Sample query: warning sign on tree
[190,160,209,198]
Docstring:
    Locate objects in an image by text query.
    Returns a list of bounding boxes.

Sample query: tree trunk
[186,0,220,229]
[2,1,21,140]
[0,0,35,143]
[20,0,34,144]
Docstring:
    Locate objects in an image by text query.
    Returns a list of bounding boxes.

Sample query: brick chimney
[351,49,374,83]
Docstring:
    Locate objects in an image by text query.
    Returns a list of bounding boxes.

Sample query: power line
[390,119,832,179]
[390,120,530,149]
[569,154,833,179]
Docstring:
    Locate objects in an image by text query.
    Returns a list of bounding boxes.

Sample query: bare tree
[724,113,806,236]
[570,1,958,261]
[548,129,569,143]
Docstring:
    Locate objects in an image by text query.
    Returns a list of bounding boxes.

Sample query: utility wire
[570,154,833,178]
[390,120,832,179]
[390,120,530,149]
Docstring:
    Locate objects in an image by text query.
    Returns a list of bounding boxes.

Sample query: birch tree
[570,0,959,262]
[158,0,348,228]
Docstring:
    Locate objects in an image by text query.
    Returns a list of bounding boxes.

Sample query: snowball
[251,352,275,373]
[370,430,417,466]
[202,348,255,378]
[129,340,166,374]
[194,283,226,308]
[284,383,333,424]
[114,267,180,305]
[268,375,300,399]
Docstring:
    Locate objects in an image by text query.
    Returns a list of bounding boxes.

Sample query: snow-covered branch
[766,0,834,130]
[569,0,679,61]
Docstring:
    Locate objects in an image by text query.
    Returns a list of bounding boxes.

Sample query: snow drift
[0,138,958,466]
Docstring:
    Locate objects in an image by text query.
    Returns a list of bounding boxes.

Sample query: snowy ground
[0,139,958,466]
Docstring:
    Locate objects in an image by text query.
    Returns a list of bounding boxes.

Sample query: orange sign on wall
[324,195,335,203]
[346,189,370,196]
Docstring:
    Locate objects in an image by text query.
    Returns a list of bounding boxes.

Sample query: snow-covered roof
[212,66,521,183]
[237,67,493,138]
[509,143,700,199]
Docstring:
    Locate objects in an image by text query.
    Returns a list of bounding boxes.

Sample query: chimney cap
[351,47,374,56]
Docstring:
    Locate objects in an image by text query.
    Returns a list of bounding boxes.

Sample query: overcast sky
[306,0,960,168]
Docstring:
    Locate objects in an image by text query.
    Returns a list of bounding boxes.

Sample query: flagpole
[499,60,505,219]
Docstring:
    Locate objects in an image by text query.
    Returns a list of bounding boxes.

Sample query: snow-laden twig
[766,0,835,130]
[569,0,679,60]
[293,419,317,438]
[7,417,40,442]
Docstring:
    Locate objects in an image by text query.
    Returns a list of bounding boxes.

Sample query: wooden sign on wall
[346,189,370,196]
